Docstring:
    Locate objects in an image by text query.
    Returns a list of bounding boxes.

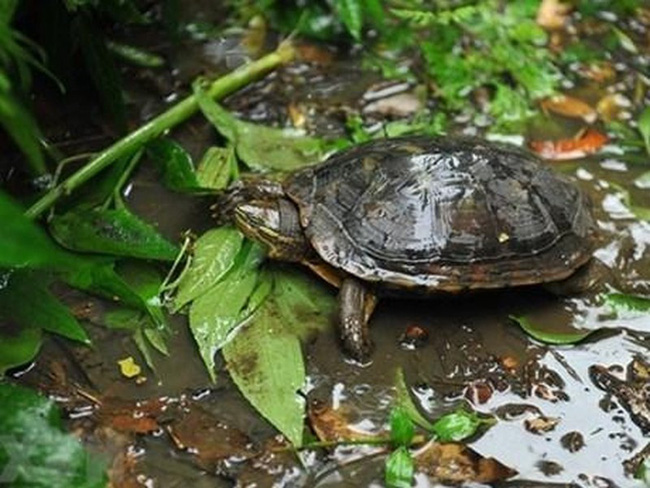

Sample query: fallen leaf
[536,0,571,30]
[296,42,334,65]
[529,128,608,160]
[414,441,517,484]
[167,405,256,470]
[597,93,632,123]
[117,357,141,378]
[540,94,597,123]
[308,399,382,442]
[363,92,423,118]
[524,415,560,435]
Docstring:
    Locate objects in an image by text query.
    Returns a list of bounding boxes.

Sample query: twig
[25,41,295,219]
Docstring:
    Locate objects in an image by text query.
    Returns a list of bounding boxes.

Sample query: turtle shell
[285,136,594,292]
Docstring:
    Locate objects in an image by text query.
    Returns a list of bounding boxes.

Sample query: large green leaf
[0,325,41,375]
[50,206,179,261]
[385,446,414,488]
[194,85,325,172]
[334,0,364,40]
[0,383,107,487]
[223,294,306,446]
[0,271,89,344]
[510,315,598,345]
[389,406,415,447]
[173,227,244,311]
[0,190,77,270]
[273,268,335,339]
[431,408,492,442]
[196,145,237,190]
[0,74,45,175]
[639,106,650,155]
[146,138,200,192]
[188,242,264,381]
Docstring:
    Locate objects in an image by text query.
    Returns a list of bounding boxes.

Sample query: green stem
[25,41,295,220]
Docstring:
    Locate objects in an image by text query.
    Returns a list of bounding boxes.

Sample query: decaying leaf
[167,405,256,470]
[414,440,517,484]
[117,356,141,378]
[597,93,632,123]
[308,399,382,442]
[524,415,560,435]
[529,128,608,160]
[536,0,571,30]
[540,94,597,123]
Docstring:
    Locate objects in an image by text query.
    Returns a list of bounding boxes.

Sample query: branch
[25,41,295,219]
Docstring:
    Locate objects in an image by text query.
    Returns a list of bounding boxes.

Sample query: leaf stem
[272,434,428,453]
[25,41,296,220]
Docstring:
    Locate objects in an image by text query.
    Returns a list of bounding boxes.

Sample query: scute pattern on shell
[285,136,593,291]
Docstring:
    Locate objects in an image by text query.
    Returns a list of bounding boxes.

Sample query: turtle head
[233,198,309,262]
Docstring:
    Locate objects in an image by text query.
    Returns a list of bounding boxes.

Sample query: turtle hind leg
[339,278,377,364]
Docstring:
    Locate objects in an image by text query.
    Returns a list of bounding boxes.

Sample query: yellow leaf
[118,357,141,378]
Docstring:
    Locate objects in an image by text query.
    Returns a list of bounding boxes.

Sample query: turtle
[221,136,595,362]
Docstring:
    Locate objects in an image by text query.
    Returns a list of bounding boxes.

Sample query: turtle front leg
[339,278,377,363]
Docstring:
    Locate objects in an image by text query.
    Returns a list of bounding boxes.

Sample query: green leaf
[363,0,385,29]
[194,85,325,172]
[106,41,164,68]
[0,76,45,174]
[334,0,363,40]
[638,106,650,155]
[0,190,77,270]
[223,294,306,446]
[146,138,200,192]
[385,446,414,488]
[0,383,107,487]
[394,368,434,430]
[62,257,145,310]
[0,271,89,344]
[510,315,598,345]
[196,146,237,190]
[50,206,179,261]
[635,457,650,485]
[0,325,42,375]
[604,292,650,315]
[431,408,487,442]
[273,268,336,339]
[390,406,415,447]
[173,227,244,311]
[188,242,264,381]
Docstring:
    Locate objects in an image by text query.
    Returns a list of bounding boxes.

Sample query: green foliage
[405,1,557,119]
[223,285,307,446]
[390,406,415,447]
[510,315,598,345]
[146,138,201,192]
[195,146,238,190]
[0,4,46,173]
[385,446,414,488]
[0,382,107,487]
[604,292,650,316]
[49,206,179,261]
[394,368,434,430]
[431,408,491,442]
[638,106,650,156]
[195,84,326,172]
[173,227,244,311]
[636,457,650,486]
[189,242,263,381]
[231,0,386,41]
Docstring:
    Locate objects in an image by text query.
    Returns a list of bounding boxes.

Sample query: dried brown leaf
[529,128,608,160]
[536,0,572,30]
[540,95,597,123]
[308,399,382,442]
[414,441,517,484]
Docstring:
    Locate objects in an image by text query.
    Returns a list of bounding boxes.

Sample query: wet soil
[9,5,650,487]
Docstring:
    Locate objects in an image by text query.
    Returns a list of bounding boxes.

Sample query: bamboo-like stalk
[25,41,295,219]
